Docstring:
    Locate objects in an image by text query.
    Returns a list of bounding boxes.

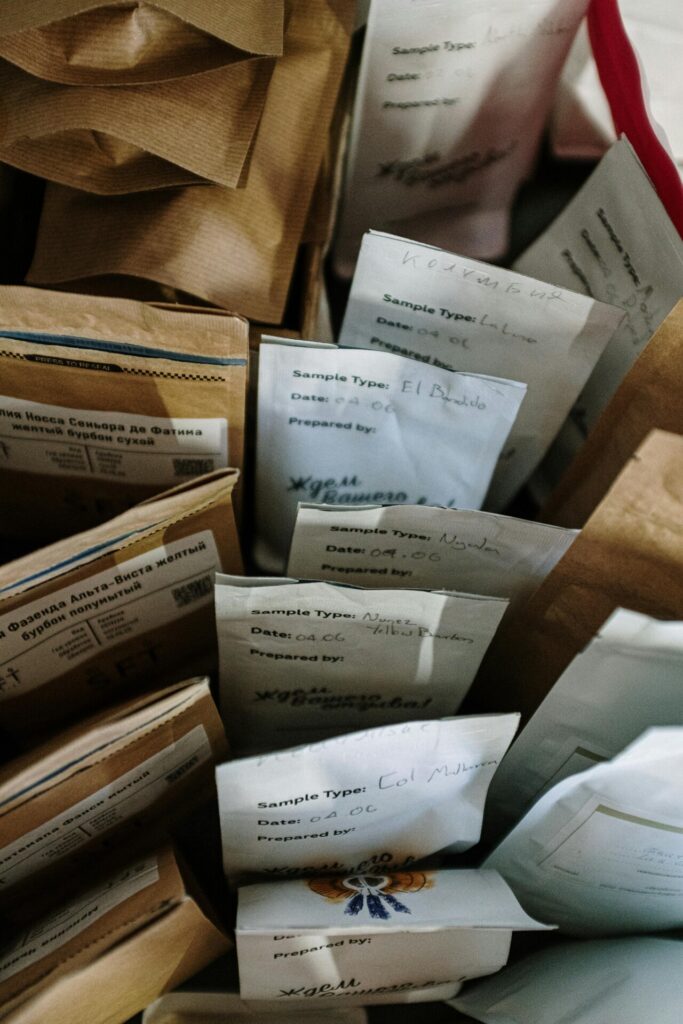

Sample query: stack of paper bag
[0,470,242,742]
[26,0,356,324]
[0,679,227,905]
[0,2,285,192]
[0,845,230,1024]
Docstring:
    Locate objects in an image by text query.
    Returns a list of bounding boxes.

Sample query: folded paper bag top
[215,573,508,753]
[216,714,520,881]
[0,286,249,542]
[0,55,277,193]
[26,0,356,323]
[0,678,227,900]
[286,503,577,611]
[0,0,284,85]
[0,844,231,1024]
[235,869,551,1005]
[0,469,242,741]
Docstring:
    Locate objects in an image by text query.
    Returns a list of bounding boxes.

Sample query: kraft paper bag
[0,286,248,543]
[0,0,284,85]
[0,846,230,1024]
[541,301,683,528]
[0,469,243,740]
[27,0,356,323]
[0,55,276,192]
[467,430,683,721]
[0,679,227,902]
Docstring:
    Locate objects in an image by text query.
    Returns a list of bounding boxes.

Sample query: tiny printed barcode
[172,457,215,477]
[171,575,213,608]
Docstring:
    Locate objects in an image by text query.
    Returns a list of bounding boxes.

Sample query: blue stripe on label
[0,330,247,367]
[0,525,156,595]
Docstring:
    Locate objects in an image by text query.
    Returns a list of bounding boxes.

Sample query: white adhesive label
[0,725,210,888]
[0,396,228,484]
[0,857,159,983]
[0,530,220,701]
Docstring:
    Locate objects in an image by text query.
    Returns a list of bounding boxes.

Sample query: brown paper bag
[541,301,683,528]
[0,469,242,739]
[0,54,276,192]
[0,0,283,85]
[0,845,230,1024]
[0,679,227,901]
[27,0,356,323]
[0,286,248,543]
[467,430,683,721]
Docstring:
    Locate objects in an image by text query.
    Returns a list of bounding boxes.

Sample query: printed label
[0,725,210,888]
[0,857,159,983]
[0,396,228,484]
[540,802,683,896]
[0,530,221,701]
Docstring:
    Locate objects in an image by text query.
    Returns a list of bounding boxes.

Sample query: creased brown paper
[541,301,683,528]
[0,0,283,85]
[467,430,683,721]
[27,0,356,323]
[0,845,230,1024]
[0,54,275,192]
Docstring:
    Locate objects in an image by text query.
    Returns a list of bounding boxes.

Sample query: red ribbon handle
[588,0,683,237]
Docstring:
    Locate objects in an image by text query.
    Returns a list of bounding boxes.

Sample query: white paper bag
[514,138,683,435]
[216,714,519,880]
[333,0,590,272]
[215,574,507,753]
[254,338,526,571]
[339,231,623,507]
[485,609,683,836]
[450,936,683,1024]
[236,869,549,1005]
[485,728,683,935]
[287,503,576,613]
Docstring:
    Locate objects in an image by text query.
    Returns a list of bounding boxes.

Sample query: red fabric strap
[588,0,683,236]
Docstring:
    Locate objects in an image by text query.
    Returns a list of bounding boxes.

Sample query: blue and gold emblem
[308,871,433,920]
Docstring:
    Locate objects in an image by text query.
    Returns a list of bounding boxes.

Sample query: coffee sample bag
[0,56,276,193]
[0,1,284,86]
[27,0,355,323]
[0,679,227,900]
[0,286,248,543]
[236,870,549,1005]
[0,469,242,740]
